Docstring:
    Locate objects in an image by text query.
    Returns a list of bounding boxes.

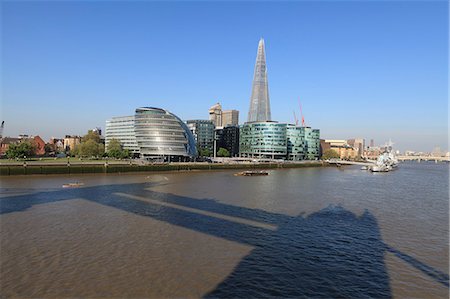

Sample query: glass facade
[135,107,197,158]
[304,127,320,160]
[248,38,271,122]
[186,120,215,152]
[105,116,139,154]
[239,122,320,160]
[239,122,287,159]
[216,125,240,157]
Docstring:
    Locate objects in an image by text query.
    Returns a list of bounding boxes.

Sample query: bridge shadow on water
[1,182,448,298]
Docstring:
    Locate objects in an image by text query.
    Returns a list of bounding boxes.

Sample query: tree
[74,130,105,158]
[199,148,212,157]
[44,143,54,156]
[120,149,130,159]
[217,147,230,157]
[321,149,340,160]
[83,130,101,143]
[6,140,35,159]
[107,139,123,158]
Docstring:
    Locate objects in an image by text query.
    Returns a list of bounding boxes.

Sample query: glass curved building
[106,107,197,160]
[134,107,197,159]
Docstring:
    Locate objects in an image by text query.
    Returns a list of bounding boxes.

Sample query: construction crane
[298,98,306,127]
[293,110,299,126]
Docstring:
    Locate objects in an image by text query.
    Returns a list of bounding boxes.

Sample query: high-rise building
[222,110,239,127]
[209,103,239,128]
[208,103,222,127]
[186,120,215,152]
[240,38,320,160]
[248,38,271,122]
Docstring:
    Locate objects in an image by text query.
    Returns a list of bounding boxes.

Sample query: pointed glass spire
[247,38,271,122]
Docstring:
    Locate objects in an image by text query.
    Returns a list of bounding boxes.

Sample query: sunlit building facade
[105,107,197,160]
[239,122,287,159]
[105,116,139,154]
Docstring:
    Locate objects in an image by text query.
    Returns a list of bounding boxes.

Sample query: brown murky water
[1,162,448,298]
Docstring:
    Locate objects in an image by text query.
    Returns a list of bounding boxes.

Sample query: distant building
[106,108,197,160]
[48,138,65,153]
[32,136,46,156]
[92,127,102,136]
[364,146,382,159]
[222,110,239,127]
[0,136,45,156]
[105,116,139,154]
[347,138,365,158]
[0,137,20,156]
[216,125,240,157]
[186,120,215,152]
[64,135,82,152]
[208,102,239,128]
[323,139,358,160]
[208,103,222,128]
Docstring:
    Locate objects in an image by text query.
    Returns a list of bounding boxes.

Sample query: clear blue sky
[2,0,448,152]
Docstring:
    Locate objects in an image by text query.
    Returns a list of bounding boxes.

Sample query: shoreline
[0,161,328,176]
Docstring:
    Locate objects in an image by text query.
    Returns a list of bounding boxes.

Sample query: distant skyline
[1,1,448,152]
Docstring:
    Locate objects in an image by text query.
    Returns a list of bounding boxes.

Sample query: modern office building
[105,116,139,154]
[216,125,240,157]
[222,110,239,127]
[239,122,287,159]
[248,38,271,122]
[240,38,320,160]
[135,107,197,159]
[105,107,197,160]
[186,119,215,152]
[304,127,320,160]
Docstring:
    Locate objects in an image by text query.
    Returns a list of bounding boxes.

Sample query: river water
[1,162,448,298]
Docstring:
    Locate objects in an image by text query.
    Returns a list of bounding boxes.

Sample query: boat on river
[62,182,84,188]
[234,170,269,176]
[370,151,399,172]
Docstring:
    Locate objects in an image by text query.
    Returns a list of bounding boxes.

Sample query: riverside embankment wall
[0,162,327,176]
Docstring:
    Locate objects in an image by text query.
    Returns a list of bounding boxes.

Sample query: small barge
[62,182,84,188]
[234,170,269,176]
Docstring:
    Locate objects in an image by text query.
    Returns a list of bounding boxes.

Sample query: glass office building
[239,122,320,160]
[186,120,215,152]
[105,116,139,155]
[239,122,287,159]
[106,107,197,160]
[135,107,197,159]
[304,127,320,160]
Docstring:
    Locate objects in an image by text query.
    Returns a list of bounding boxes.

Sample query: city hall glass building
[105,107,197,160]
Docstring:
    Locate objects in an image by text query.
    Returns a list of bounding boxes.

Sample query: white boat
[62,182,84,188]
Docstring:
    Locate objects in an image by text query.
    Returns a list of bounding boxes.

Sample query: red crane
[298,98,306,127]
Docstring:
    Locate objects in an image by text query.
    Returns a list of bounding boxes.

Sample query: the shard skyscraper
[247,38,271,122]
